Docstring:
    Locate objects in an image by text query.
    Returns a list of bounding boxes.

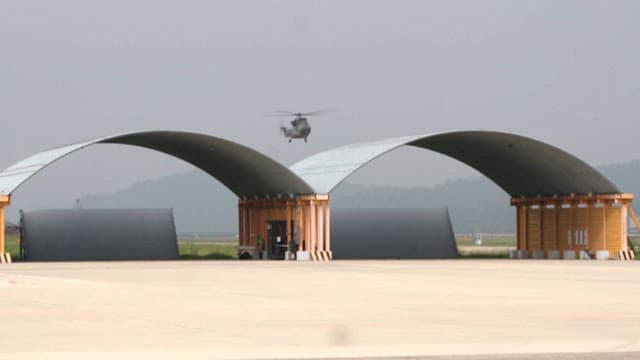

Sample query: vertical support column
[238,202,244,247]
[298,200,305,251]
[257,205,263,250]
[0,203,4,256]
[325,203,331,253]
[516,205,521,249]
[260,205,266,249]
[317,204,324,251]
[553,202,559,250]
[253,204,258,248]
[569,202,574,250]
[585,202,590,248]
[264,205,270,256]
[244,207,249,246]
[621,204,629,252]
[539,203,543,251]
[515,203,521,249]
[524,205,529,251]
[286,201,292,243]
[603,204,607,251]
[247,206,253,247]
[305,200,311,251]
[253,204,259,249]
[309,200,316,252]
[0,195,9,256]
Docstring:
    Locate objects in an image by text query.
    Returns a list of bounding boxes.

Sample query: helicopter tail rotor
[279,123,288,138]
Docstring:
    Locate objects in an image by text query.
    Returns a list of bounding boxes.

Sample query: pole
[286,201,292,243]
[325,202,331,254]
[317,204,324,251]
[0,204,4,255]
[238,202,244,247]
[0,195,10,255]
[309,200,316,252]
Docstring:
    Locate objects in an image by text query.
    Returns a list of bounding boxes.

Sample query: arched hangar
[0,130,321,261]
[0,130,633,261]
[290,131,634,260]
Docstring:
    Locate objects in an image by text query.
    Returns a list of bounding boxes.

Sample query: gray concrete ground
[1,260,640,359]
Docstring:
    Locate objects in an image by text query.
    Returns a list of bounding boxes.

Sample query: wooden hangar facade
[512,193,637,260]
[237,195,331,261]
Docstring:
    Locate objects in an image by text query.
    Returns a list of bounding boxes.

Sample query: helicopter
[271,109,333,143]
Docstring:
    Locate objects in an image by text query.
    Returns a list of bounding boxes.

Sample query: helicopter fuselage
[274,109,330,143]
[281,117,311,142]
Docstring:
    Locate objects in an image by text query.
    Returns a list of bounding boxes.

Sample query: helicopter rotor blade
[299,108,335,117]
[267,108,334,117]
[271,110,296,115]
[267,114,296,117]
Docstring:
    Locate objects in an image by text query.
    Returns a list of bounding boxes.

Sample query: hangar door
[331,208,458,259]
[21,209,179,261]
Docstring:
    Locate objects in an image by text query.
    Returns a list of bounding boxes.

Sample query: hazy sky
[1,0,639,205]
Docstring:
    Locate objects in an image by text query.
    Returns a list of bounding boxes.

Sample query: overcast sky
[1,0,639,205]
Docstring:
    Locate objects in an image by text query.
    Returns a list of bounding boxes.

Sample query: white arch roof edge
[290,133,429,194]
[0,140,98,196]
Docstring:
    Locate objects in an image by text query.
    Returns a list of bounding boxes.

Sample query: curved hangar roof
[290,130,619,197]
[0,130,619,199]
[0,130,315,197]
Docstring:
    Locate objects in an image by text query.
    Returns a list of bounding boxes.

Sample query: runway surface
[1,260,639,359]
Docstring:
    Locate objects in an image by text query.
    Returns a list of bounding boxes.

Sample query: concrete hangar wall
[0,130,634,261]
